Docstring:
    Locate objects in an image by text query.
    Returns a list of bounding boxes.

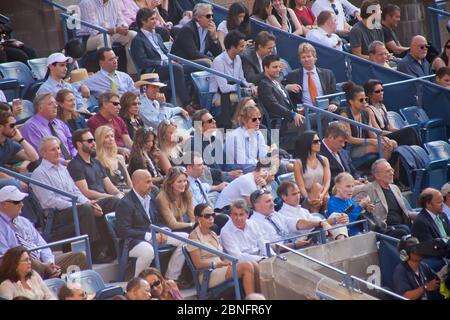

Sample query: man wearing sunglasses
[397,36,432,78]
[171,3,222,63]
[0,110,38,173]
[0,185,88,278]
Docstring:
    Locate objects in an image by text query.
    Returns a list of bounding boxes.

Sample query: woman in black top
[119,91,143,140]
[339,81,397,160]
[271,0,307,36]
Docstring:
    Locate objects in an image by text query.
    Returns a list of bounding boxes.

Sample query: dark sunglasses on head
[201,213,216,219]
[7,200,22,205]
[150,279,161,289]
[358,97,369,103]
[109,101,121,106]
[312,139,321,144]
[202,118,215,124]
[331,3,339,15]
[82,138,95,143]
[251,117,262,122]
[204,14,213,19]
[419,45,430,50]
[373,89,384,94]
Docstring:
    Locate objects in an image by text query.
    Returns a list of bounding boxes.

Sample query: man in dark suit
[412,188,450,271]
[319,122,359,187]
[116,169,187,281]
[241,31,276,85]
[285,42,340,111]
[171,3,222,64]
[258,54,305,150]
[131,8,192,109]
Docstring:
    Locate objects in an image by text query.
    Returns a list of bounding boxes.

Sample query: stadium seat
[44,277,66,297]
[399,106,447,143]
[424,140,450,181]
[0,78,21,101]
[164,41,173,52]
[0,61,36,99]
[64,269,124,300]
[182,245,236,300]
[190,71,214,110]
[15,99,34,124]
[127,47,140,77]
[27,58,48,80]
[279,58,292,80]
[387,111,418,132]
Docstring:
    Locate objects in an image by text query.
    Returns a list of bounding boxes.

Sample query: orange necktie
[308,71,318,104]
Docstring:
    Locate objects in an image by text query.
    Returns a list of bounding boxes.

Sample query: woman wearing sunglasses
[187,203,258,296]
[119,91,144,140]
[128,127,169,186]
[95,125,132,192]
[364,79,421,146]
[293,130,330,213]
[139,267,183,300]
[156,167,195,232]
[431,39,450,71]
[339,81,396,160]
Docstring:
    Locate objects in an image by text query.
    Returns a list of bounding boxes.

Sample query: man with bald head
[115,169,187,285]
[412,188,450,272]
[397,36,432,77]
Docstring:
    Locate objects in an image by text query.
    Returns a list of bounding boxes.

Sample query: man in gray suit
[285,42,339,111]
[353,159,416,238]
[241,31,277,85]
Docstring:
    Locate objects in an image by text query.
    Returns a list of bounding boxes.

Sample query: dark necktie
[11,219,40,260]
[195,179,211,206]
[266,215,288,237]
[48,121,71,160]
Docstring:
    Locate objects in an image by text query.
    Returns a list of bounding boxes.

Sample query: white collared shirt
[250,211,299,243]
[196,21,208,53]
[302,66,324,106]
[133,189,151,220]
[278,203,321,235]
[220,219,269,261]
[306,27,343,51]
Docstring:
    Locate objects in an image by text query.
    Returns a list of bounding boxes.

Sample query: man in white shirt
[312,0,360,36]
[249,190,315,251]
[277,181,348,240]
[215,160,272,211]
[306,11,343,51]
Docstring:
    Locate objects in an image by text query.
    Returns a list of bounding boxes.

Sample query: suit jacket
[353,181,412,225]
[319,142,357,187]
[397,53,432,78]
[116,190,159,248]
[258,75,295,120]
[171,20,222,60]
[285,67,339,106]
[241,48,265,85]
[130,30,168,74]
[411,208,450,243]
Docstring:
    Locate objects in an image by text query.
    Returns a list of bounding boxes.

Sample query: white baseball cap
[0,185,28,202]
[47,52,73,67]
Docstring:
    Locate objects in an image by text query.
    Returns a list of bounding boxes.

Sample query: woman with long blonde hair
[156,167,195,231]
[95,125,132,192]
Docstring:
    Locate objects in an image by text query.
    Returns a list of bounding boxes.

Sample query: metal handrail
[43,0,67,11]
[303,102,384,157]
[264,219,369,258]
[276,243,407,300]
[26,235,92,269]
[150,225,241,300]
[0,167,82,236]
[167,53,244,105]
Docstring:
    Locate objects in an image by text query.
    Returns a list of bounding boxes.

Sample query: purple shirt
[20,114,77,158]
[0,212,54,263]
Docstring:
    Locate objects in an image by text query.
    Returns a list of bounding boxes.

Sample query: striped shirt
[78,0,127,36]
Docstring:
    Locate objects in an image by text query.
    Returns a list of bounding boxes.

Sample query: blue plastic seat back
[377,237,401,290]
[16,99,34,123]
[425,140,450,162]
[0,78,21,101]
[400,106,429,124]
[410,145,447,190]
[0,62,36,97]
[27,58,48,81]
[66,270,106,294]
[190,71,213,110]
[387,111,406,129]
[44,278,66,297]
[127,47,140,77]
[104,212,122,261]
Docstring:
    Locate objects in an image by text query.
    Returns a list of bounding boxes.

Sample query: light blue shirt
[225,126,268,172]
[82,69,138,98]
[141,28,168,63]
[196,22,208,53]
[187,175,212,207]
[210,51,249,103]
[31,159,90,210]
[139,93,185,129]
[0,212,54,263]
[36,77,87,110]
